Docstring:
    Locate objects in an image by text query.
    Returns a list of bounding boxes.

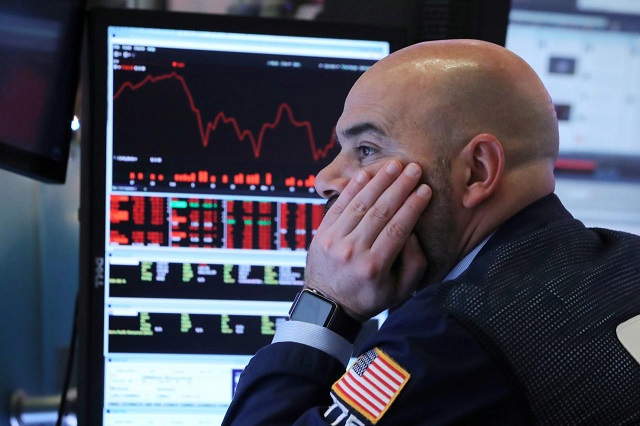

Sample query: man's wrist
[289,289,363,343]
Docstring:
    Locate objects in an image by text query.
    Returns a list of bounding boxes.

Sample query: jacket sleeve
[222,285,530,425]
[221,341,346,425]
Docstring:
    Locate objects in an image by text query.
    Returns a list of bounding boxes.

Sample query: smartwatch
[289,288,362,343]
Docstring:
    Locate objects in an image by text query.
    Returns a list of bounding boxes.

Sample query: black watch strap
[289,289,362,343]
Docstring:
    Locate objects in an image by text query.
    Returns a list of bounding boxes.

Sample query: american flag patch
[331,348,410,424]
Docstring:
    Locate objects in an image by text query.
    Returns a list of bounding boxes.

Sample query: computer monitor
[78,7,403,424]
[506,0,640,236]
[0,0,84,183]
[507,0,640,181]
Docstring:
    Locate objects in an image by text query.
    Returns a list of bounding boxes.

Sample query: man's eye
[355,145,376,159]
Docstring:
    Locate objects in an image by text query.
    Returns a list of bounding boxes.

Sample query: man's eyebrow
[340,122,387,140]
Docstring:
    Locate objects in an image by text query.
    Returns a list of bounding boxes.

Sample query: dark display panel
[109,45,357,195]
[0,0,85,183]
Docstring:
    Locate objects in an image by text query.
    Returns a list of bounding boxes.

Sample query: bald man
[222,40,640,425]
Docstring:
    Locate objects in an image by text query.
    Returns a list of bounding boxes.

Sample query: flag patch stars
[331,348,410,424]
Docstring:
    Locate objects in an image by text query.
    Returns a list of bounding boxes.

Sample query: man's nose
[314,155,351,200]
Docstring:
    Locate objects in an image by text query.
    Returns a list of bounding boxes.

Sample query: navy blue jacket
[222,194,640,425]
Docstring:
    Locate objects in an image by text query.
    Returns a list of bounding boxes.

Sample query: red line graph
[113,71,336,160]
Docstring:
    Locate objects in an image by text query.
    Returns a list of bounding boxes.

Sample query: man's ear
[458,133,504,209]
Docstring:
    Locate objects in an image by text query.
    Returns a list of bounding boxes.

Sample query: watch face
[290,291,335,326]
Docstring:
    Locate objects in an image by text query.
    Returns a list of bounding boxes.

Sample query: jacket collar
[479,193,574,257]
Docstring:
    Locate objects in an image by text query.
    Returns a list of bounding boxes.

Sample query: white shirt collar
[442,233,493,281]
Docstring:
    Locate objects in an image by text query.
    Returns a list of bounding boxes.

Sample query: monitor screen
[0,0,84,183]
[506,0,640,181]
[79,7,403,425]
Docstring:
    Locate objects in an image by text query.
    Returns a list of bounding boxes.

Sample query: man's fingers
[354,163,426,246]
[370,182,431,263]
[330,161,407,236]
[320,161,405,236]
[317,161,428,255]
[317,170,370,231]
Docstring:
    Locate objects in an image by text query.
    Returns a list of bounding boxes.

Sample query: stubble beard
[414,159,458,286]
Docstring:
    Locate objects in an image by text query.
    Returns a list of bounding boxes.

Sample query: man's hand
[305,161,432,322]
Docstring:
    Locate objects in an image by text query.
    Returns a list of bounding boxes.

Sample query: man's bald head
[324,39,559,281]
[350,39,559,170]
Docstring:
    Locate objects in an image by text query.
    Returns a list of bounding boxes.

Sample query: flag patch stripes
[331,348,410,424]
